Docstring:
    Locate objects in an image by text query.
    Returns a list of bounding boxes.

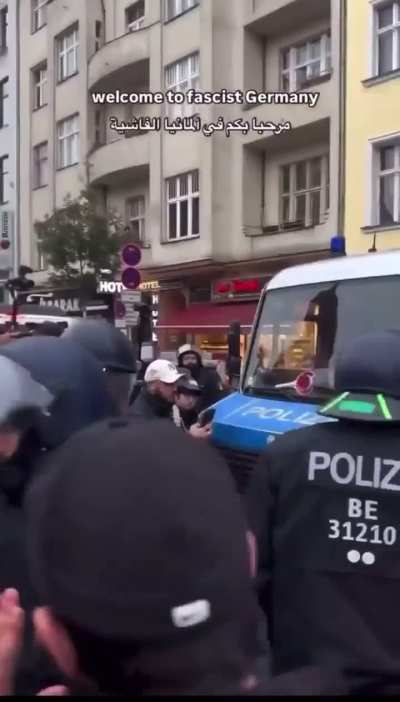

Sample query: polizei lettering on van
[242,406,319,426]
[308,452,400,491]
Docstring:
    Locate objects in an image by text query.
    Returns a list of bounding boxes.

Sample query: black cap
[62,319,136,373]
[176,374,203,395]
[319,330,400,423]
[28,419,255,642]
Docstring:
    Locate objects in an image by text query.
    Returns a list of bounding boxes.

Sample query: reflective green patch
[338,400,376,414]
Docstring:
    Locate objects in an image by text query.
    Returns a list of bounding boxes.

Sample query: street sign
[124,304,139,325]
[114,300,126,319]
[121,244,141,267]
[120,290,141,304]
[122,267,141,290]
[120,244,141,290]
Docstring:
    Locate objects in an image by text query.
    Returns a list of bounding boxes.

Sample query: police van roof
[267,250,400,291]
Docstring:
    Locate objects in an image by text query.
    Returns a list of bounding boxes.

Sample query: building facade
[18,0,346,357]
[0,1,19,284]
[19,0,92,278]
[345,0,400,255]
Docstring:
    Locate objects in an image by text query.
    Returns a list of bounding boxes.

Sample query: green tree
[35,190,125,288]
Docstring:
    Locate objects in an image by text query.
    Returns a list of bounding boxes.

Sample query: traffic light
[120,244,141,290]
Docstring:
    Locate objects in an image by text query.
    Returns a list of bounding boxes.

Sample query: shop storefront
[158,300,258,359]
[149,250,333,360]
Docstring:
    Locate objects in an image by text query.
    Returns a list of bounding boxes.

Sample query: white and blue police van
[211,249,400,492]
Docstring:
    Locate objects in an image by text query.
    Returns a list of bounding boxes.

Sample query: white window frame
[32,0,47,32]
[126,1,145,31]
[126,196,145,241]
[166,170,199,241]
[57,26,79,82]
[280,155,329,227]
[95,20,103,52]
[372,0,400,76]
[33,142,48,189]
[0,76,8,128]
[281,33,331,92]
[33,63,47,109]
[0,154,9,204]
[57,114,79,169]
[0,6,7,53]
[369,137,400,226]
[165,0,198,22]
[165,53,199,118]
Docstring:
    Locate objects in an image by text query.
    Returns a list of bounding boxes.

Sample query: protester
[129,359,185,420]
[0,356,61,694]
[0,336,113,453]
[172,374,203,431]
[62,319,136,416]
[0,589,66,696]
[177,345,224,411]
[130,360,212,439]
[245,330,400,695]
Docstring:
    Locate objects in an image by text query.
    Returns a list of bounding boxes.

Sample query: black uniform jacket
[245,420,400,694]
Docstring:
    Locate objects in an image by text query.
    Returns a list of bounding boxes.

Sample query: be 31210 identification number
[328,520,397,546]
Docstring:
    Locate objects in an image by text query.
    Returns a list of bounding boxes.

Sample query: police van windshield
[244,275,400,402]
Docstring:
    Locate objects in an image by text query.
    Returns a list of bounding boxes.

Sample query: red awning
[158,302,257,330]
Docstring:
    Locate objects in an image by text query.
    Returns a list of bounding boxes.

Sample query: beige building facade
[19,0,345,354]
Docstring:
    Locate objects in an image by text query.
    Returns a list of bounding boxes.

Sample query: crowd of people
[0,317,397,695]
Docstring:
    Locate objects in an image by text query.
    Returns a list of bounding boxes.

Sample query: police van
[212,250,400,492]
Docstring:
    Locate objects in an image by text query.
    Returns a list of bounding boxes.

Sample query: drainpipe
[15,0,20,276]
[337,0,347,236]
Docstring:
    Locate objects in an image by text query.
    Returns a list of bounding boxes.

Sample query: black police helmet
[62,319,136,373]
[320,330,400,423]
[335,330,400,398]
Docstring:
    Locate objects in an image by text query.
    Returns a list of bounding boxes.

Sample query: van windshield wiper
[243,383,329,403]
[243,384,301,401]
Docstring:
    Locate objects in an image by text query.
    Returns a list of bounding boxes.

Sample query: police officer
[245,330,400,695]
[62,319,136,415]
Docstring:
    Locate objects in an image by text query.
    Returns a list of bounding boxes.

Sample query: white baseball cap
[144,360,185,385]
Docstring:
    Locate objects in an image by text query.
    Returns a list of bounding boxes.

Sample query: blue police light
[330,235,345,254]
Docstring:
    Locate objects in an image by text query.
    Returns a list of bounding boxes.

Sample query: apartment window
[281,34,331,91]
[374,1,400,75]
[126,1,144,31]
[375,143,400,225]
[0,6,7,53]
[32,0,47,32]
[94,109,105,146]
[165,53,199,118]
[166,170,199,240]
[0,77,8,128]
[0,155,8,204]
[165,0,198,21]
[95,20,103,51]
[280,156,329,227]
[57,114,79,168]
[33,142,48,188]
[126,196,145,242]
[57,25,79,82]
[32,63,47,109]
